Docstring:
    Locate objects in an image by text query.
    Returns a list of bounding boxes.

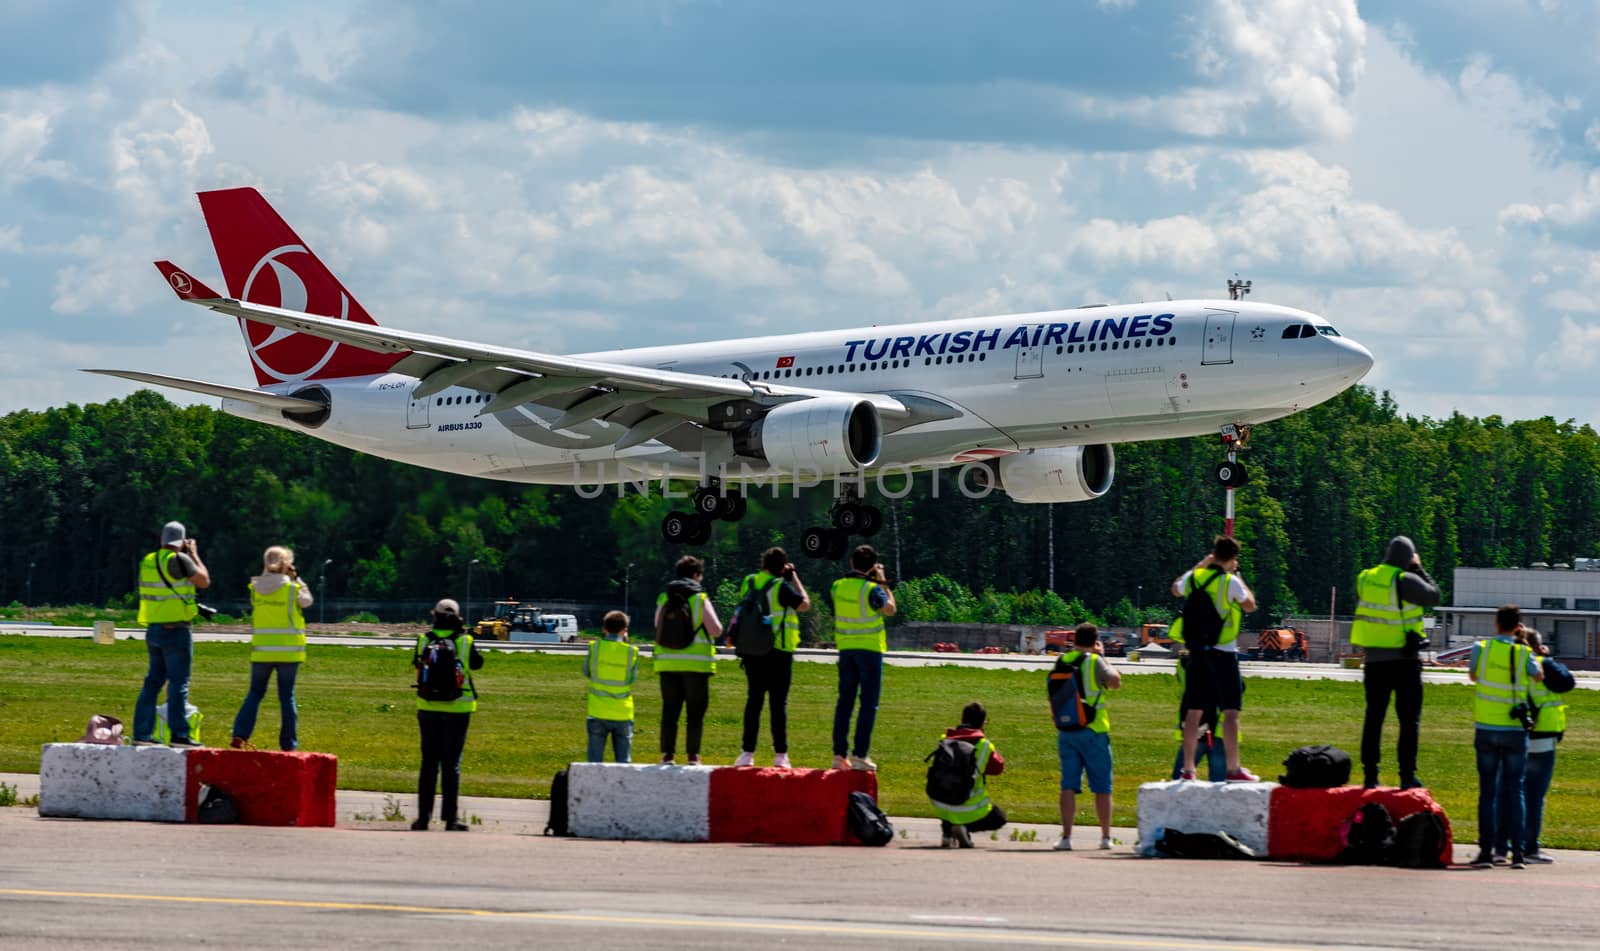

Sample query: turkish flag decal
[776,356,795,368]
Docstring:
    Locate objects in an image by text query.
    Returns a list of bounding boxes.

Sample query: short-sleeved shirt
[1174,569,1251,653]
[1471,634,1543,731]
[163,552,197,580]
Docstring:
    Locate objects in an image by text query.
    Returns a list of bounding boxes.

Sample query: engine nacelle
[734,398,882,472]
[990,445,1115,503]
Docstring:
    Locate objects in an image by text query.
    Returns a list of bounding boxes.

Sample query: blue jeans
[587,717,633,763]
[133,624,193,742]
[1171,732,1229,781]
[231,662,300,750]
[833,650,883,758]
[1474,728,1527,850]
[1500,746,1557,853]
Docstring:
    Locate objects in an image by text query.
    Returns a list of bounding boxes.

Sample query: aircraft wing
[152,261,913,433]
[83,369,329,412]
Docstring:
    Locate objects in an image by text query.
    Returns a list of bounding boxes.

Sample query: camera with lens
[1509,701,1537,732]
[1403,629,1431,655]
[195,603,219,621]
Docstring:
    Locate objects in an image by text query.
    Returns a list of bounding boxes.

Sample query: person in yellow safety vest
[1171,535,1259,783]
[1466,604,1543,869]
[1050,624,1123,852]
[733,547,811,769]
[931,702,1007,849]
[1350,536,1441,790]
[831,544,897,772]
[1501,628,1568,865]
[411,598,484,832]
[229,546,314,751]
[583,610,639,763]
[653,555,723,765]
[1169,649,1232,782]
[132,521,212,748]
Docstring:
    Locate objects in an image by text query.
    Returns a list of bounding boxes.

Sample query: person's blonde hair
[263,546,295,574]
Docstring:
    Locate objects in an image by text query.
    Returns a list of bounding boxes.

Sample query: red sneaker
[1178,769,1198,781]
[1225,768,1260,783]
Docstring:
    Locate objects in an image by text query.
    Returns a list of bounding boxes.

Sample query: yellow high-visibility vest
[928,737,995,824]
[1473,639,1531,729]
[742,571,800,652]
[249,579,307,664]
[1350,564,1424,649]
[653,591,717,674]
[586,638,639,720]
[137,550,194,625]
[832,576,887,653]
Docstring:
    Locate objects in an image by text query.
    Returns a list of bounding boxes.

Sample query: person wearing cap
[132,521,211,747]
[1350,535,1441,789]
[411,598,484,831]
[229,546,314,751]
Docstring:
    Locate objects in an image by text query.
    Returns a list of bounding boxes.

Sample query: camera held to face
[1508,701,1537,732]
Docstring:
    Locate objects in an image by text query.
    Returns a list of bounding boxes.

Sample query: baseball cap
[433,598,462,617]
[160,521,187,547]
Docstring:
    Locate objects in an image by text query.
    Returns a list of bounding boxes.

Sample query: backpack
[197,786,240,824]
[847,791,894,847]
[544,769,570,836]
[415,633,466,702]
[1175,570,1226,650]
[1048,655,1096,731]
[1387,808,1447,869]
[655,589,697,650]
[1541,657,1576,694]
[1154,829,1257,860]
[1337,802,1396,865]
[923,737,978,805]
[1279,745,1352,788]
[732,577,780,658]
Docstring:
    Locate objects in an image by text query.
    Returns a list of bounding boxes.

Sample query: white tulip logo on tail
[239,245,345,383]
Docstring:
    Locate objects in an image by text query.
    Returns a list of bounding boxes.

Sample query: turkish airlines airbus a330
[92,188,1374,557]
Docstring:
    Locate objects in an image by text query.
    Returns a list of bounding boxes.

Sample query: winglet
[154,261,224,301]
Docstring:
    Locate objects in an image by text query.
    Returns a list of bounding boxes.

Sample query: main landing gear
[661,483,747,547]
[799,493,883,561]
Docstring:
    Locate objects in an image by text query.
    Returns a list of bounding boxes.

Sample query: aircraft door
[1015,341,1043,379]
[1202,312,1236,365]
[407,385,430,429]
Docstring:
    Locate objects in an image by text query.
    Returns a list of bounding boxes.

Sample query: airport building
[1437,564,1600,667]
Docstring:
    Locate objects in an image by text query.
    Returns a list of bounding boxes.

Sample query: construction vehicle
[1138,623,1175,648]
[1252,627,1308,661]
[472,601,559,641]
[1041,629,1126,656]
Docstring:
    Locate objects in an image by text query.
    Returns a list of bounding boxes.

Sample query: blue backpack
[1048,655,1096,731]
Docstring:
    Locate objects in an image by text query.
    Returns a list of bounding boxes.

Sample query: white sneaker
[831,755,849,770]
[1099,836,1114,851]
[733,751,755,767]
[1052,836,1074,851]
[773,753,792,769]
[848,755,878,771]
[1524,851,1555,865]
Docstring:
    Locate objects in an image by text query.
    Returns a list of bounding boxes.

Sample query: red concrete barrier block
[708,767,878,845]
[1267,786,1452,864]
[184,749,338,827]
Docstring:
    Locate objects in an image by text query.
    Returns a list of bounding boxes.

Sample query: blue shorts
[1058,729,1113,794]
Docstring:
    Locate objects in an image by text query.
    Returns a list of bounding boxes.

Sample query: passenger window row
[1055,337,1175,355]
[719,357,938,381]
[434,393,492,407]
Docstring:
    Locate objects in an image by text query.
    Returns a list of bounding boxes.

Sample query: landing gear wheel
[692,487,723,518]
[801,527,831,559]
[662,511,694,544]
[832,503,864,532]
[857,505,883,537]
[1214,461,1249,488]
[824,529,850,560]
[685,515,712,546]
[1228,461,1249,488]
[717,492,747,521]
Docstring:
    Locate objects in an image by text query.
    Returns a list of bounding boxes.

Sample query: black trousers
[417,710,471,822]
[741,651,794,754]
[1361,659,1423,778]
[659,672,710,758]
[942,805,1008,833]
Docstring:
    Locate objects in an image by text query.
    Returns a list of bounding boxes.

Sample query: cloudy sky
[3,0,1598,423]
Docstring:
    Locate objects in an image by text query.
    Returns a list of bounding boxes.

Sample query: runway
[1,774,1595,950]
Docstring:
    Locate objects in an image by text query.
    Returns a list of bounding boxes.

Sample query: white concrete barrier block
[39,743,189,822]
[567,763,712,842]
[1135,780,1276,857]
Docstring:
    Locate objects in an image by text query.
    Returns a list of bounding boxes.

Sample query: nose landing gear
[1215,424,1252,536]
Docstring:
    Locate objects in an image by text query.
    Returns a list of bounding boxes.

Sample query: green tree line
[2,386,1597,624]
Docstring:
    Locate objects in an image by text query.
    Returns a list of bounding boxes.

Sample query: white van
[545,614,579,642]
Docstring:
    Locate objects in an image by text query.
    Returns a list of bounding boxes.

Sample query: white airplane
[91,188,1373,558]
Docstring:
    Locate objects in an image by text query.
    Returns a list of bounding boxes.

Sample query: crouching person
[928,701,1006,848]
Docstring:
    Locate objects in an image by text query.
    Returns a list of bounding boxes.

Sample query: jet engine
[734,397,882,472]
[982,445,1115,503]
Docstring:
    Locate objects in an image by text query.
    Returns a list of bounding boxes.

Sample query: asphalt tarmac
[2,773,1595,950]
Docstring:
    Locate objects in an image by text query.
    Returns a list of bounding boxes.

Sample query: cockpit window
[1316,325,1341,337]
[1299,324,1317,338]
[1282,326,1300,339]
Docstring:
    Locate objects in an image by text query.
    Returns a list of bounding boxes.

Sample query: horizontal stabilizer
[83,369,328,412]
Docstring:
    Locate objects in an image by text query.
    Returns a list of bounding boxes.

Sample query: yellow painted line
[0,887,1320,950]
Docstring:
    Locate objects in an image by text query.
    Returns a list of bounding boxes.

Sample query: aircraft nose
[1340,338,1375,378]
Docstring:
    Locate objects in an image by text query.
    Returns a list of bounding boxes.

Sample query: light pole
[623,562,635,623]
[319,559,333,624]
[27,561,35,619]
[1136,584,1142,623]
[1227,274,1252,301]
[466,559,481,625]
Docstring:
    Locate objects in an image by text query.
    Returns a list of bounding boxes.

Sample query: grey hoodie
[251,573,315,608]
[1365,536,1440,663]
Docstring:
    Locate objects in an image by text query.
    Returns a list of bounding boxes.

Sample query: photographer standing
[1467,605,1543,868]
[733,547,810,768]
[831,544,896,771]
[1350,536,1441,789]
[132,521,211,747]
[230,546,313,751]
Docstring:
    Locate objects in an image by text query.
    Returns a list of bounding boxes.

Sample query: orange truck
[1253,627,1307,661]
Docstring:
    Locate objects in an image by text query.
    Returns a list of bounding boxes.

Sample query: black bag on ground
[1387,808,1447,869]
[1337,802,1396,865]
[923,738,977,805]
[544,769,570,836]
[1154,829,1257,859]
[847,791,894,846]
[732,578,779,658]
[1279,745,1353,788]
[655,589,697,650]
[197,786,240,824]
[1177,571,1225,650]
